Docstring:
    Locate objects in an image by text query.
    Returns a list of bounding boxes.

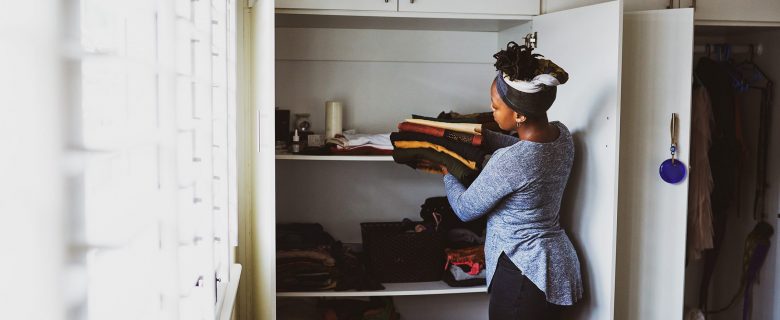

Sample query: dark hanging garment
[696,58,740,211]
[694,57,741,313]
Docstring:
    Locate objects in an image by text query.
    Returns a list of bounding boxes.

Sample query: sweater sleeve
[443,150,518,222]
[481,129,520,154]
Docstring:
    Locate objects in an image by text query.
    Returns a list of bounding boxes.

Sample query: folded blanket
[277,247,336,267]
[413,159,446,175]
[326,133,393,150]
[391,131,487,164]
[392,140,478,170]
[412,111,494,124]
[398,122,483,146]
[392,148,478,186]
[329,145,393,156]
[403,119,482,134]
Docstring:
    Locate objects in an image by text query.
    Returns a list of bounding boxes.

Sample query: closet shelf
[275,154,393,161]
[276,281,486,297]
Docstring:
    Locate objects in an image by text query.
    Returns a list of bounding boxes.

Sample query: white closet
[256,2,623,319]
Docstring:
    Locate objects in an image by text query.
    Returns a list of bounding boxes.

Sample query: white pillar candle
[325,100,343,138]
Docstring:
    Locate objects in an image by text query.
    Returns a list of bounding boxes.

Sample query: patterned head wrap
[494,47,569,117]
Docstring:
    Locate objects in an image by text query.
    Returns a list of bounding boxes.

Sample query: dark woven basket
[360,222,445,283]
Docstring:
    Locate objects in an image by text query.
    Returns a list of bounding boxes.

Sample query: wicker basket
[360,221,445,283]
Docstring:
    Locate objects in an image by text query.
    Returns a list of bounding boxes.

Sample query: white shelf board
[276,281,486,297]
[275,154,393,161]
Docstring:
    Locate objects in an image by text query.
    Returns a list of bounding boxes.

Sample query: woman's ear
[515,113,527,128]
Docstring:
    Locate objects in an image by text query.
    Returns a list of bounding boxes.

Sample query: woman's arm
[443,151,518,222]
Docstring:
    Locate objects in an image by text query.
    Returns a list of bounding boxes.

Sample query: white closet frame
[242,1,709,319]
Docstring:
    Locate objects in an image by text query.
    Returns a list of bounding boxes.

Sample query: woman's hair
[493,41,543,82]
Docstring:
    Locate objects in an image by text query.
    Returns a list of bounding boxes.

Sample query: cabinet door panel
[687,0,780,24]
[399,0,538,15]
[542,0,670,14]
[530,2,621,319]
[276,0,398,11]
[616,8,694,320]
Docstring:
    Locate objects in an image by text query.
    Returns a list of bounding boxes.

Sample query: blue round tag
[659,158,687,184]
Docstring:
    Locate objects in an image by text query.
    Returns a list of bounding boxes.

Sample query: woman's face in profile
[490,80,519,131]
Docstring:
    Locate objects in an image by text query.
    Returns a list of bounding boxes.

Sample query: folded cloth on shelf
[445,245,485,276]
[392,140,478,170]
[403,119,482,134]
[276,224,383,292]
[326,133,393,150]
[329,145,393,156]
[391,132,487,165]
[276,251,338,291]
[398,121,484,146]
[414,159,446,175]
[277,260,334,276]
[277,277,337,292]
[412,111,495,124]
[277,247,337,267]
[392,148,478,186]
[450,265,487,281]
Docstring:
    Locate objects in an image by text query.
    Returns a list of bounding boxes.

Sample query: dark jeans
[489,253,563,320]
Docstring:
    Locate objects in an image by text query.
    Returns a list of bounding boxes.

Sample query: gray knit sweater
[443,121,583,305]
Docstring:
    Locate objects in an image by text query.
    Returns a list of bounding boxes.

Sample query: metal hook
[670,113,679,164]
[524,32,538,49]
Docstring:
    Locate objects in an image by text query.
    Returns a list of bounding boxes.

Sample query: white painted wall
[0,2,64,319]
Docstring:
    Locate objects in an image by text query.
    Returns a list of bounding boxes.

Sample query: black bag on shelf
[360,222,445,283]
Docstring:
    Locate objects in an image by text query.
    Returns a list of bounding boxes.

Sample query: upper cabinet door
[541,0,670,14]
[686,0,780,24]
[616,8,694,320]
[528,2,621,319]
[276,0,398,11]
[399,0,538,15]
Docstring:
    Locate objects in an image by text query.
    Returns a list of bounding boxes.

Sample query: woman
[443,42,583,319]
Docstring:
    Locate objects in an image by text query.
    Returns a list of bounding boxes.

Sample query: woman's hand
[440,165,449,175]
[474,127,482,134]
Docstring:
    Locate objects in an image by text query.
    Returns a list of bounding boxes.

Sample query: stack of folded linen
[326,132,393,155]
[276,223,384,292]
[276,223,339,291]
[391,111,495,186]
